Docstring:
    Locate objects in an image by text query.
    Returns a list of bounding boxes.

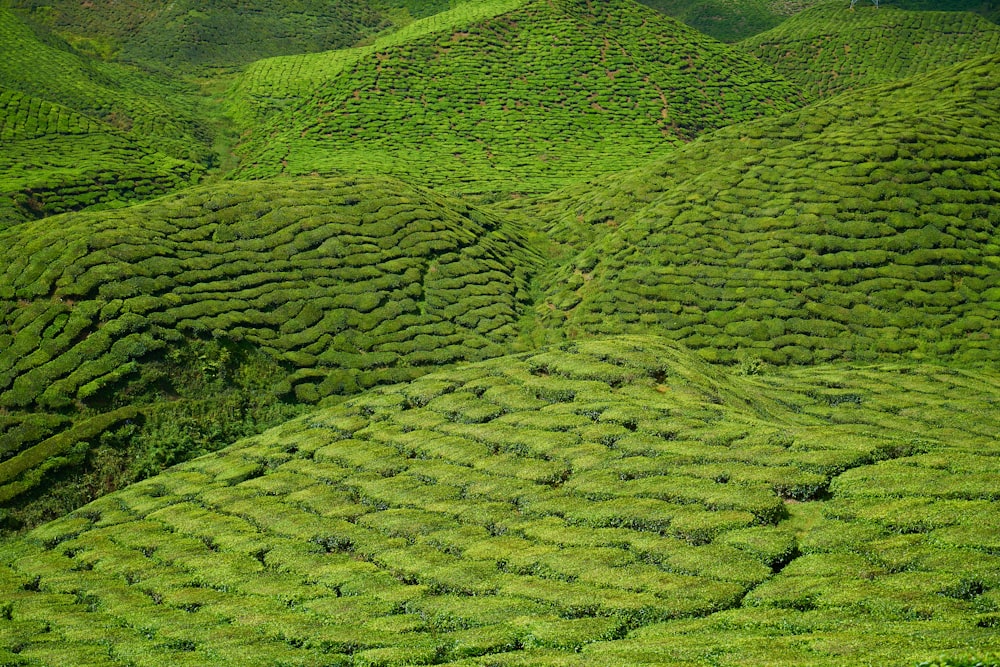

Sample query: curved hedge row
[0,8,211,224]
[740,2,1000,98]
[0,336,997,665]
[536,54,1000,366]
[0,175,534,516]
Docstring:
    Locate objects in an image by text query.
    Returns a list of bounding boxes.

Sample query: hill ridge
[230,0,806,197]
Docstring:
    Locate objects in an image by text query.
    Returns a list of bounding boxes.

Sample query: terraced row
[0,8,212,223]
[228,0,527,128]
[0,337,997,665]
[232,0,805,197]
[740,2,1000,98]
[534,53,1000,366]
[0,89,203,228]
[0,176,534,511]
[0,7,211,161]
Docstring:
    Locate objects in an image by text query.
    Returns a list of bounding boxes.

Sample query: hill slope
[8,0,393,70]
[0,7,211,224]
[0,176,535,531]
[0,337,997,665]
[530,53,1000,366]
[230,0,805,197]
[740,2,1000,98]
[0,87,202,228]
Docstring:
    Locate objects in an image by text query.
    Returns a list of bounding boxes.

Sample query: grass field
[230,0,806,198]
[0,337,997,665]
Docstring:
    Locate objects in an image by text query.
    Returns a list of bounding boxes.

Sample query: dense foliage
[741,1,1000,98]
[534,54,1000,365]
[1,338,998,664]
[0,8,208,225]
[0,176,534,529]
[230,0,806,197]
[0,0,998,663]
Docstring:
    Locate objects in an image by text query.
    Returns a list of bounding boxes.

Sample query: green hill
[9,0,386,70]
[635,0,807,42]
[0,7,214,224]
[0,87,203,227]
[740,2,1000,98]
[229,0,806,198]
[0,336,997,665]
[532,53,1000,366]
[636,0,1000,42]
[8,0,484,70]
[0,175,535,531]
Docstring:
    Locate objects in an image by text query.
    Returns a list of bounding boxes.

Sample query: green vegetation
[533,53,1000,366]
[0,175,535,531]
[9,0,387,70]
[230,0,806,197]
[635,0,1000,42]
[0,7,209,224]
[635,0,805,42]
[741,2,1000,98]
[0,337,997,664]
[0,0,999,661]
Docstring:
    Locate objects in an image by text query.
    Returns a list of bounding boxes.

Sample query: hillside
[0,8,214,224]
[8,0,391,70]
[0,337,998,665]
[740,2,1000,98]
[636,0,1000,42]
[529,53,1000,366]
[230,0,806,197]
[0,176,535,531]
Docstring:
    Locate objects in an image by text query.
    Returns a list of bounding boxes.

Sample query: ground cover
[229,0,806,198]
[0,336,996,665]
[740,1,1000,98]
[0,176,535,532]
[0,8,212,224]
[8,0,389,70]
[529,53,1000,365]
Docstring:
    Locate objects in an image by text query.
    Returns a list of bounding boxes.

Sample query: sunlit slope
[636,0,1000,42]
[0,87,203,228]
[0,337,997,665]
[0,8,210,224]
[0,8,211,162]
[0,176,535,525]
[740,2,1000,98]
[230,0,805,197]
[533,54,1000,366]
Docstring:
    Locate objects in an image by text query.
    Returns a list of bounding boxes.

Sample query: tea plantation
[740,1,1000,98]
[230,0,806,197]
[0,8,210,224]
[1,0,999,663]
[0,337,997,665]
[536,53,1000,365]
[0,176,535,529]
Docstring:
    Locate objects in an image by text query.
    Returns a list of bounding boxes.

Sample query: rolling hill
[0,175,535,531]
[532,53,1000,366]
[0,0,999,663]
[0,7,211,224]
[9,0,388,70]
[0,337,997,665]
[229,0,806,197]
[740,1,1000,98]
